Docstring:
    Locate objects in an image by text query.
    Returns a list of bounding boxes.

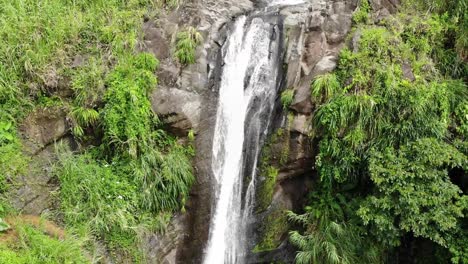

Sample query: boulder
[19,107,69,149]
[151,88,202,136]
[314,55,338,75]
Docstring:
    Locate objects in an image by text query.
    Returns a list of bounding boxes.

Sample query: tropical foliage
[291,0,468,263]
[0,0,195,261]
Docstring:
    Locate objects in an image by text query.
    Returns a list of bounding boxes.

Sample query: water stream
[203,1,305,263]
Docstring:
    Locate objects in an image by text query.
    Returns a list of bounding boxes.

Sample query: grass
[352,0,371,24]
[280,89,295,110]
[175,27,203,65]
[0,0,196,261]
[0,216,88,264]
[0,0,155,120]
[56,150,172,262]
[311,73,340,104]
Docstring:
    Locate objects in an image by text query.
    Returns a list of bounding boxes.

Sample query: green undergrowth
[352,0,371,24]
[56,151,169,262]
[291,1,468,263]
[54,53,194,259]
[0,0,196,261]
[0,120,28,231]
[0,223,88,264]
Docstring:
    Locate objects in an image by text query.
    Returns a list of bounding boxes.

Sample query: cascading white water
[269,0,305,6]
[204,1,306,263]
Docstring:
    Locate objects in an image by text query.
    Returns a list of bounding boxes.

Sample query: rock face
[142,1,257,262]
[145,0,362,262]
[151,87,202,136]
[9,107,73,215]
[9,0,399,263]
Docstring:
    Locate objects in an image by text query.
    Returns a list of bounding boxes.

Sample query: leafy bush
[291,4,468,263]
[101,53,194,213]
[175,27,203,64]
[254,210,288,253]
[359,139,467,247]
[288,192,382,264]
[403,0,467,63]
[352,0,371,24]
[102,53,159,158]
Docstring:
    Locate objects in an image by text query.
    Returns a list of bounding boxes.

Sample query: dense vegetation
[0,218,88,264]
[0,0,196,261]
[289,0,467,263]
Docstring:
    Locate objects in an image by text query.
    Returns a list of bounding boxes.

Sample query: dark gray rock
[402,61,415,82]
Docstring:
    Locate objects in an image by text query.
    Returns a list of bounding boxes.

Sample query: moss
[256,125,291,212]
[280,89,294,110]
[256,166,279,213]
[253,210,288,253]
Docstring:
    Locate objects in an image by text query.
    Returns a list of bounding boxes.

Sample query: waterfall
[203,1,304,263]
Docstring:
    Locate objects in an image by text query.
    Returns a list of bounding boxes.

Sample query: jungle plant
[291,4,468,263]
[288,192,382,264]
[175,27,203,64]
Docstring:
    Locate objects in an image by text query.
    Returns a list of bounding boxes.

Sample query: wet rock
[141,20,171,60]
[351,29,362,52]
[370,0,400,14]
[290,81,313,114]
[7,137,74,215]
[142,0,366,262]
[301,31,328,76]
[141,215,187,264]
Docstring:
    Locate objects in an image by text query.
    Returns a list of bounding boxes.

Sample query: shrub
[56,150,170,260]
[291,4,468,263]
[175,27,203,64]
[352,0,371,24]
